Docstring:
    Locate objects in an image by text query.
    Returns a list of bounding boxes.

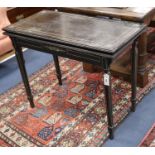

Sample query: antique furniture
[7,7,45,23]
[55,7,155,88]
[0,7,13,56]
[3,10,146,139]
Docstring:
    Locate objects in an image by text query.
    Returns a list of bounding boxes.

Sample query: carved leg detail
[137,32,148,87]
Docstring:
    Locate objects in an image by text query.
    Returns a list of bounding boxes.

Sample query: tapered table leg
[103,60,114,139]
[53,54,62,85]
[131,41,138,112]
[11,38,35,108]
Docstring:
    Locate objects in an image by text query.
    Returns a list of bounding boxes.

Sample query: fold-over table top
[4,10,146,54]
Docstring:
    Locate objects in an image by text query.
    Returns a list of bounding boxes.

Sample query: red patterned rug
[139,123,155,147]
[0,53,155,147]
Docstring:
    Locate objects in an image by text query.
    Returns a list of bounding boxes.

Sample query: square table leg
[11,38,35,108]
[103,59,114,140]
[53,54,62,85]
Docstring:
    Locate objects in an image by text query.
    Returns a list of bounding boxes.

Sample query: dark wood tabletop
[56,7,155,22]
[4,10,145,55]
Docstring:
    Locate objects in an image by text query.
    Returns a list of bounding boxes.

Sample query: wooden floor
[0,48,27,62]
[0,50,15,62]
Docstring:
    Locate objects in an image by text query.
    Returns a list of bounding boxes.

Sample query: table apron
[16,38,110,66]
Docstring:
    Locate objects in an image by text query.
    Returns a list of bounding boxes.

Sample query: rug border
[138,123,155,146]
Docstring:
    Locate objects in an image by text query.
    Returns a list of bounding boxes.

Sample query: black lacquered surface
[4,10,145,54]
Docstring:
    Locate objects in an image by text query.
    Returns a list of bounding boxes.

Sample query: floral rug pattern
[0,53,155,147]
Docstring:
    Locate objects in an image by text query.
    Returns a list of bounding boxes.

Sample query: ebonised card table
[3,10,146,139]
[55,7,155,88]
